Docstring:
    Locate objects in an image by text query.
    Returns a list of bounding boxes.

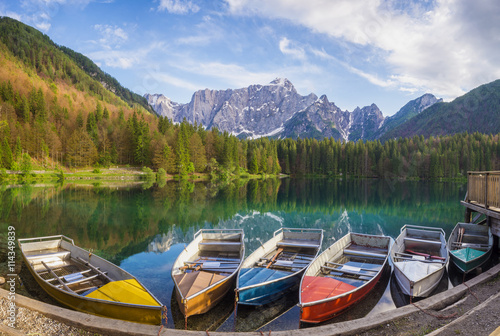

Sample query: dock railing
[466,171,500,211]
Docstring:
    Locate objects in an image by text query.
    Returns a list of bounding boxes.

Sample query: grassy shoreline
[0,166,467,184]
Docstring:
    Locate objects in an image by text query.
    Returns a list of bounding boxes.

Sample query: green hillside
[0,16,152,112]
[382,80,500,141]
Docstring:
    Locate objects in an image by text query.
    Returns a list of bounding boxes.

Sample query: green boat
[447,223,493,273]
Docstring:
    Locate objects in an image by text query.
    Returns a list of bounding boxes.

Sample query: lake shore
[1,260,499,335]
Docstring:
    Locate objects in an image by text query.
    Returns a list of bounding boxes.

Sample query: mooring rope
[158,305,168,336]
[410,289,457,320]
[462,272,480,303]
[411,301,458,320]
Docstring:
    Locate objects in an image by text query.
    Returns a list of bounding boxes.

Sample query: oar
[266,248,283,268]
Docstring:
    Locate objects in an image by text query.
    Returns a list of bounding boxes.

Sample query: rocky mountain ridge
[146,78,440,141]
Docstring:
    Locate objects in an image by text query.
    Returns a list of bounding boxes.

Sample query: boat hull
[20,237,161,325]
[390,225,448,298]
[171,229,245,318]
[236,228,323,307]
[300,269,383,323]
[392,261,444,297]
[175,274,236,317]
[447,223,493,274]
[299,233,390,323]
[237,271,302,306]
[449,249,492,273]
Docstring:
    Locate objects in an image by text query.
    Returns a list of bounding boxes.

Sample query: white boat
[390,225,448,297]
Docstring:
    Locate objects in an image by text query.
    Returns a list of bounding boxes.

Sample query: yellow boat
[18,235,162,325]
[171,229,245,318]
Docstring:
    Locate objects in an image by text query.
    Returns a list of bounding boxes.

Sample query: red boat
[299,232,390,323]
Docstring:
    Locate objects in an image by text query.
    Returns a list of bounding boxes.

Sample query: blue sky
[1,0,499,116]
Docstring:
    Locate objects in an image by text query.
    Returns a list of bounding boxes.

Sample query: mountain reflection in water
[1,178,466,330]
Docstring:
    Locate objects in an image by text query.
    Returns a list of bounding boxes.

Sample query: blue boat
[236,228,323,306]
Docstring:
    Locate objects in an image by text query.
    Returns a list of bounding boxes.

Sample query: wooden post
[467,172,471,203]
[465,208,472,223]
[485,172,489,209]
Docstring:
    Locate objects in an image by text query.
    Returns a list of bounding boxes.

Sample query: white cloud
[154,73,201,91]
[224,0,500,100]
[93,24,129,49]
[175,16,223,46]
[12,0,94,32]
[279,37,306,60]
[157,0,199,14]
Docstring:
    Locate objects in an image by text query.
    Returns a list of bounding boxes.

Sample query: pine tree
[189,133,207,172]
[2,138,13,169]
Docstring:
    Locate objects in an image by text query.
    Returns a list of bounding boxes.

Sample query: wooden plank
[321,265,376,277]
[56,273,100,288]
[460,201,500,220]
[76,257,113,283]
[46,269,93,283]
[41,261,75,293]
[393,256,446,264]
[326,261,379,272]
[492,217,500,237]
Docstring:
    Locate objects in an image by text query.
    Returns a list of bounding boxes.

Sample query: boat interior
[239,236,320,288]
[25,247,111,296]
[450,225,490,252]
[319,242,387,288]
[393,228,447,264]
[174,236,243,298]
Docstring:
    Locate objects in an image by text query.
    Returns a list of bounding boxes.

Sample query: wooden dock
[462,171,500,238]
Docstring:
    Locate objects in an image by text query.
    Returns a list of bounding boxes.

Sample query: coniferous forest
[0,17,499,180]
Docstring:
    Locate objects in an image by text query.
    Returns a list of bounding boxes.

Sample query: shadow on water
[170,287,235,331]
[217,285,300,332]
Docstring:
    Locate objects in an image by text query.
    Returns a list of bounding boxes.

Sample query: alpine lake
[2,177,491,332]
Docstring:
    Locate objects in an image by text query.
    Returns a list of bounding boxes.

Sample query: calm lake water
[0,178,468,331]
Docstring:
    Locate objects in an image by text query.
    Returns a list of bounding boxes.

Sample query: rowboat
[171,229,244,318]
[299,232,391,323]
[236,228,323,306]
[447,222,493,273]
[18,235,162,324]
[390,225,448,297]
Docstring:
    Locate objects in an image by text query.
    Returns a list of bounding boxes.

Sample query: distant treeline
[1,77,499,179]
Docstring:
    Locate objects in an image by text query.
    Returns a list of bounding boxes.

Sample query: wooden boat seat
[452,242,489,250]
[394,255,446,264]
[46,269,92,283]
[27,251,71,262]
[321,265,376,278]
[277,239,319,249]
[199,240,241,252]
[343,248,386,259]
[56,273,101,288]
[404,237,442,246]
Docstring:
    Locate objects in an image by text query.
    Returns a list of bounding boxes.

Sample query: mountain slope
[0,16,151,112]
[370,93,442,140]
[381,80,500,140]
